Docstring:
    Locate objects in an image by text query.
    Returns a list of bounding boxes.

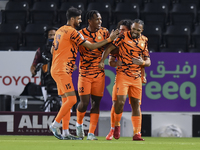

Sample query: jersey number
[79,87,84,93]
[65,83,71,90]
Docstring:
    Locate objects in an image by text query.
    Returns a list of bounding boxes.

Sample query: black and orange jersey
[51,25,86,75]
[112,31,150,78]
[78,27,110,78]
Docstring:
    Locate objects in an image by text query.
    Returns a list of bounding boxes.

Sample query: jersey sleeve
[143,37,150,58]
[70,30,86,45]
[112,35,123,47]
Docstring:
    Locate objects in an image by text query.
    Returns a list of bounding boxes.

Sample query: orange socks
[89,113,99,134]
[110,106,115,128]
[131,116,141,135]
[55,95,76,123]
[76,110,86,125]
[61,97,71,130]
[114,112,122,126]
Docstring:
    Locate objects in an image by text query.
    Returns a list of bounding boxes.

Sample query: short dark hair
[86,10,99,21]
[117,19,133,30]
[66,7,82,20]
[133,19,144,27]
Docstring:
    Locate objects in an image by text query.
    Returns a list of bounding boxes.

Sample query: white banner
[0,51,41,96]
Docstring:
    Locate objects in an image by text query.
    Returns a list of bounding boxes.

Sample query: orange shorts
[115,73,142,100]
[78,76,105,96]
[112,83,142,104]
[51,72,74,95]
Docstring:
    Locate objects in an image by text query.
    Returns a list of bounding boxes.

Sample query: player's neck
[66,21,75,29]
[87,25,98,33]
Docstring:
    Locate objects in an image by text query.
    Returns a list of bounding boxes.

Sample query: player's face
[89,13,102,30]
[74,15,82,27]
[119,25,129,36]
[131,23,143,39]
[48,30,56,39]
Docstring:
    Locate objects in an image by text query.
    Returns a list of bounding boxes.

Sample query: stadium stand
[163,25,191,52]
[1,1,29,30]
[87,2,112,28]
[30,1,57,25]
[0,0,199,52]
[0,23,22,50]
[113,2,140,25]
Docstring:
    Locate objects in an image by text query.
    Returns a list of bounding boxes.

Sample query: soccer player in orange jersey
[106,19,132,140]
[49,7,119,140]
[106,19,147,140]
[75,10,111,140]
[99,19,151,141]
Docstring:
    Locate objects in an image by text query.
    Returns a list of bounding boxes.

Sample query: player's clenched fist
[98,61,105,69]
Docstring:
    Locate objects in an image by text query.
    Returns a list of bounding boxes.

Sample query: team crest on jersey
[97,35,102,40]
[140,42,145,48]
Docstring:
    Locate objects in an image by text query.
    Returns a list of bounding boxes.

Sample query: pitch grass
[0,136,200,150]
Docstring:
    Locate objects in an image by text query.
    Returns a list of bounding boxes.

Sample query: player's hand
[109,29,119,41]
[141,76,147,84]
[73,64,78,71]
[116,60,122,66]
[98,61,105,69]
[132,56,144,65]
[30,65,36,76]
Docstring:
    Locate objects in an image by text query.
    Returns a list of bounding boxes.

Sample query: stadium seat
[9,0,34,8]
[122,0,144,9]
[36,0,61,8]
[87,2,112,29]
[113,3,139,25]
[178,0,200,7]
[191,25,200,49]
[170,3,197,31]
[160,47,185,53]
[22,24,48,48]
[142,25,162,52]
[92,0,116,7]
[30,2,57,25]
[1,1,29,30]
[147,0,172,9]
[188,48,200,53]
[58,2,85,25]
[163,25,191,52]
[0,46,14,51]
[140,3,169,31]
[0,24,22,50]
[67,0,88,9]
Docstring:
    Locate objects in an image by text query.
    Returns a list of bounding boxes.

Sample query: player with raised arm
[75,10,112,140]
[99,19,151,141]
[49,7,119,140]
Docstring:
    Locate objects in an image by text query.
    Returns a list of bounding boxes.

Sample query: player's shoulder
[140,34,148,41]
[99,27,109,33]
[79,27,87,33]
[58,25,77,34]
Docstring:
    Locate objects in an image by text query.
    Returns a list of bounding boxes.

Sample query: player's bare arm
[98,44,116,69]
[109,56,122,67]
[132,56,151,67]
[50,46,54,54]
[81,29,119,50]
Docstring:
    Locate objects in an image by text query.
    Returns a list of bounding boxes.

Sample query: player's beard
[131,32,140,39]
[74,21,80,28]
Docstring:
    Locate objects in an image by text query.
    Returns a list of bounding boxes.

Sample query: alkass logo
[0,115,14,132]
[68,116,90,130]
[0,114,90,132]
[18,115,90,130]
[18,115,55,129]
